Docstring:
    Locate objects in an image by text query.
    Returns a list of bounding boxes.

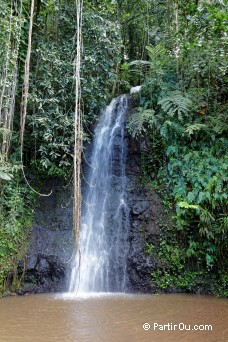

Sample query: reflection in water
[0,293,227,342]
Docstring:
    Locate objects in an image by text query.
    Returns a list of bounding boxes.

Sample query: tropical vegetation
[0,0,227,296]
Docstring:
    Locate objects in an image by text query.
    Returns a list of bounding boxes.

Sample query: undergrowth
[0,163,36,295]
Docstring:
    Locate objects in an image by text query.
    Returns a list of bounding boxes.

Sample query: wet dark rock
[132,201,150,215]
[125,125,164,293]
[21,97,164,295]
[19,178,74,294]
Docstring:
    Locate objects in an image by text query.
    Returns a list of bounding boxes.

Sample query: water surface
[0,293,227,342]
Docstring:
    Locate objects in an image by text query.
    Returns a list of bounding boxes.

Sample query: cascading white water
[69,95,130,294]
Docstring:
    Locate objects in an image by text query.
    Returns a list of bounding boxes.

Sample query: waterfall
[69,95,130,294]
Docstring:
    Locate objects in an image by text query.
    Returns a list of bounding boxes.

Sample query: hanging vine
[20,0,34,147]
[19,0,52,197]
[74,0,83,245]
[0,0,23,158]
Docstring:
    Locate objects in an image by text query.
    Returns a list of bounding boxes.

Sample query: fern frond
[178,201,200,210]
[185,123,208,136]
[127,107,155,138]
[128,60,151,67]
[146,44,167,63]
[158,91,192,121]
[209,110,228,135]
[160,120,185,141]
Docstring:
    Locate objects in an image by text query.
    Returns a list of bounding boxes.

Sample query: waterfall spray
[69,95,130,294]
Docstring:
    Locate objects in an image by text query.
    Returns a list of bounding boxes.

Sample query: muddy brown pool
[0,293,227,342]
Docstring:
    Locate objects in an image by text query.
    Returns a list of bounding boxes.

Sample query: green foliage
[0,0,25,155]
[0,166,35,294]
[148,238,199,291]
[127,0,228,296]
[0,0,227,296]
[129,44,168,73]
[82,10,122,117]
[165,143,227,269]
[29,109,74,176]
[152,269,201,292]
[185,123,208,137]
[0,162,13,181]
[149,236,227,296]
[158,91,193,122]
[20,1,122,177]
[127,107,154,138]
[178,202,200,210]
[208,108,228,136]
[144,242,155,255]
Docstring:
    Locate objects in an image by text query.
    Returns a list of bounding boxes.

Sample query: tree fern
[158,91,193,121]
[128,44,169,76]
[127,107,155,138]
[185,123,209,137]
[146,44,168,68]
[160,120,185,142]
[209,110,228,135]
